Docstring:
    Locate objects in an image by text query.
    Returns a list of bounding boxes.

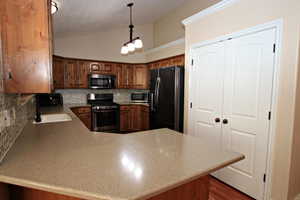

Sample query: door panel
[213,28,276,199]
[190,42,225,146]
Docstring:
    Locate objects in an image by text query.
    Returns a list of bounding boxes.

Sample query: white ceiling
[53,0,187,35]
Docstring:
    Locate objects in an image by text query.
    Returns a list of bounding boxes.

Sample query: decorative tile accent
[56,89,149,104]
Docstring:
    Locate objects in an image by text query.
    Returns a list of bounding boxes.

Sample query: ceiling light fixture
[51,1,58,14]
[121,3,143,55]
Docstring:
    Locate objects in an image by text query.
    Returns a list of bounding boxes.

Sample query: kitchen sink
[33,113,72,124]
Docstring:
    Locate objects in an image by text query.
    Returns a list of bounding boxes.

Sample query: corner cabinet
[120,105,149,132]
[71,106,92,130]
[1,0,53,93]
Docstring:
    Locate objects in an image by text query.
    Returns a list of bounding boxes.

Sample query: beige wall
[54,24,154,63]
[146,42,185,62]
[184,0,300,200]
[289,35,300,200]
[153,0,220,47]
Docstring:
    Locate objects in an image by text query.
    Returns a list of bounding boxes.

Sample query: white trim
[182,0,240,26]
[295,194,300,200]
[146,38,185,54]
[187,19,283,200]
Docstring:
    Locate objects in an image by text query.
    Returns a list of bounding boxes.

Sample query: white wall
[54,24,154,63]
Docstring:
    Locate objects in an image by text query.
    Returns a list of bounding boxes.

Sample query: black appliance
[35,93,63,123]
[87,93,120,132]
[150,66,184,132]
[131,92,149,103]
[36,93,63,107]
[88,74,116,89]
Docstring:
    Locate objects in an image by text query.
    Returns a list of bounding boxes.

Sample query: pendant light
[121,3,143,55]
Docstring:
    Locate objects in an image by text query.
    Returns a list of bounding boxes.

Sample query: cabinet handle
[215,118,220,123]
[222,119,228,124]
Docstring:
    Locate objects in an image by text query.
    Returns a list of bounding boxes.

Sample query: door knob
[215,118,220,123]
[223,119,228,124]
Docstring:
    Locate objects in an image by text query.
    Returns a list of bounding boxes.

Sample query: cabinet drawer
[71,106,91,114]
[120,106,131,111]
[141,106,149,112]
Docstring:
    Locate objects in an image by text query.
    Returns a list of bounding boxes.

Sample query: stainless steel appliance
[88,74,116,89]
[150,66,184,132]
[87,93,120,132]
[131,92,149,103]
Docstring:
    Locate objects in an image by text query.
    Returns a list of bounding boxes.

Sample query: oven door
[89,74,115,89]
[92,109,119,132]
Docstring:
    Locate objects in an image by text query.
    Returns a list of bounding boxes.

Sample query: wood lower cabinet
[5,175,209,200]
[120,105,149,132]
[71,106,91,130]
[1,0,52,93]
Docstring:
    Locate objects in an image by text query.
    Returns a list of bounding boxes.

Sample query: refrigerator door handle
[150,93,155,112]
[154,78,159,107]
[155,77,161,106]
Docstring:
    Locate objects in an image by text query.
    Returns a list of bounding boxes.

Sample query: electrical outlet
[11,108,16,125]
[3,110,11,127]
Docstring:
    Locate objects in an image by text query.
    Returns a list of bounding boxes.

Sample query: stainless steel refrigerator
[149,66,184,132]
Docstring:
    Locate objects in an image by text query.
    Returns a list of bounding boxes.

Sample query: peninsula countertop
[0,105,244,200]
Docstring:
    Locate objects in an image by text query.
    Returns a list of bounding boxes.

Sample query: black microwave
[88,74,116,89]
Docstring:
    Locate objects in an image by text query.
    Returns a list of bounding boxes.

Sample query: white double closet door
[190,28,276,199]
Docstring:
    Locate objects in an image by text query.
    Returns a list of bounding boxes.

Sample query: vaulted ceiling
[53,0,187,35]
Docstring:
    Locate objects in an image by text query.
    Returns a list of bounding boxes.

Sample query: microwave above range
[88,74,116,89]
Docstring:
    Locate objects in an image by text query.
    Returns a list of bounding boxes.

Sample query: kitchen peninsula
[0,106,244,200]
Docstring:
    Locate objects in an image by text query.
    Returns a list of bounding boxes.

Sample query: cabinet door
[120,106,131,132]
[131,106,142,131]
[121,64,129,88]
[78,113,91,130]
[133,65,149,89]
[1,0,52,93]
[141,106,149,130]
[77,61,89,88]
[103,63,115,74]
[53,57,65,89]
[115,64,123,89]
[126,65,134,88]
[64,60,78,88]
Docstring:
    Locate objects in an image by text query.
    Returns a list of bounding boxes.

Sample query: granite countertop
[0,105,244,200]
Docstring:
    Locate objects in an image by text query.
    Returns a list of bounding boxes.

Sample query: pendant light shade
[127,42,135,52]
[121,46,129,55]
[134,38,143,49]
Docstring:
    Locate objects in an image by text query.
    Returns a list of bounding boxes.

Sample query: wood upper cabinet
[71,106,91,130]
[116,64,148,89]
[64,60,78,88]
[77,61,89,88]
[133,65,149,89]
[120,105,149,132]
[52,56,65,89]
[1,0,53,93]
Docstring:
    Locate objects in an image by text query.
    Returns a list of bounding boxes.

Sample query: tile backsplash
[0,94,35,163]
[56,89,149,104]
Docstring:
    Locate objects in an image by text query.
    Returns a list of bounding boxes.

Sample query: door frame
[187,19,283,200]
